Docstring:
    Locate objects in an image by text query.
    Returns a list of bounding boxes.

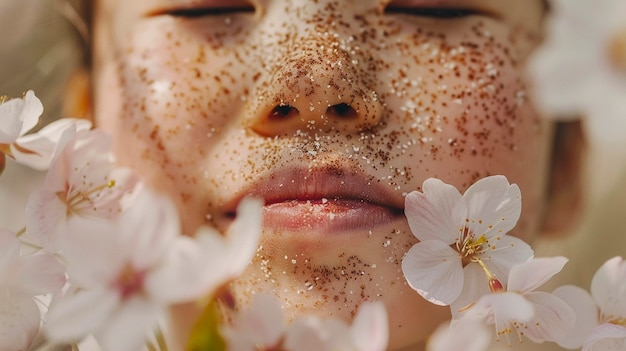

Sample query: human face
[92,0,547,349]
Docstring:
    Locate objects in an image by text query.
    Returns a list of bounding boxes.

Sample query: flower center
[114,264,146,300]
[608,27,626,72]
[62,179,116,215]
[456,225,487,264]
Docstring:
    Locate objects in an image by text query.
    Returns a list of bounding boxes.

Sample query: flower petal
[59,218,122,287]
[12,118,91,170]
[96,297,159,351]
[402,240,463,306]
[350,302,388,351]
[553,285,599,349]
[224,197,264,277]
[286,317,355,351]
[0,292,40,351]
[18,91,43,136]
[507,256,568,294]
[284,318,333,351]
[591,256,626,319]
[450,263,490,317]
[24,190,67,252]
[0,98,26,143]
[45,289,119,343]
[583,323,626,351]
[427,316,490,351]
[121,189,180,269]
[404,178,465,244]
[523,291,575,343]
[464,175,521,239]
[0,91,42,143]
[481,235,534,286]
[222,294,285,350]
[18,253,66,295]
[472,292,535,338]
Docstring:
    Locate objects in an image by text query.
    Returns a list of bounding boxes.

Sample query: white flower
[223,295,388,351]
[24,129,137,251]
[0,229,66,351]
[553,256,626,350]
[12,118,92,170]
[221,294,285,351]
[527,0,626,150]
[426,316,490,351]
[0,91,42,146]
[402,175,533,311]
[467,257,575,345]
[45,190,263,351]
[0,90,91,170]
[284,301,387,351]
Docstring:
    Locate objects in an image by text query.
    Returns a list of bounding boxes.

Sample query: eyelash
[385,7,480,19]
[158,5,480,19]
[162,6,254,18]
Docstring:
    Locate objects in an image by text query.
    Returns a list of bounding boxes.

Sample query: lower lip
[262,199,402,232]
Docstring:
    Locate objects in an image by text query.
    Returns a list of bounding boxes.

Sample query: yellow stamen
[65,179,117,213]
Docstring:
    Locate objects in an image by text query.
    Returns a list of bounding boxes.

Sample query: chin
[226,221,450,350]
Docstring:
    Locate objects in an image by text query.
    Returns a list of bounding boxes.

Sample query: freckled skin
[93,1,547,349]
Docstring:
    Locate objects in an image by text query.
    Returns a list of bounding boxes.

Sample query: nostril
[327,103,357,119]
[270,104,299,120]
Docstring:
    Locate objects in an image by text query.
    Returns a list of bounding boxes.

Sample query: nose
[248,44,384,137]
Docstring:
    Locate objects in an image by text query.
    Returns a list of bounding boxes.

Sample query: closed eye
[147,3,255,18]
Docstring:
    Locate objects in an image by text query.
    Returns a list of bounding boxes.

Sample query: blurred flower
[553,256,626,350]
[0,91,42,146]
[284,301,387,351]
[528,0,626,150]
[221,294,285,351]
[402,175,533,311]
[44,190,263,351]
[223,294,388,351]
[0,90,90,171]
[25,129,137,251]
[467,256,574,345]
[426,316,490,351]
[0,229,66,351]
[12,118,91,170]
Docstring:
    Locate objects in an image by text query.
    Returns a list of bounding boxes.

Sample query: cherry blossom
[0,229,66,351]
[527,0,626,151]
[223,294,388,351]
[426,316,490,351]
[402,175,533,311]
[0,91,42,147]
[44,190,263,351]
[12,118,92,170]
[24,129,138,251]
[553,256,626,351]
[0,91,90,171]
[284,302,387,351]
[221,294,286,351]
[465,257,575,345]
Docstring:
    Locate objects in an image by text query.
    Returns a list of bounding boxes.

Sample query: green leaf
[186,299,226,351]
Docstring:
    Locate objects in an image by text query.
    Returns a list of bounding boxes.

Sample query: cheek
[95,21,259,232]
[375,22,551,234]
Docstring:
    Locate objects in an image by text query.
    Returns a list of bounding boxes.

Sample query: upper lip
[223,166,405,217]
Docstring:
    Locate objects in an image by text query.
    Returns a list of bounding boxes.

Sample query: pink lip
[224,167,404,233]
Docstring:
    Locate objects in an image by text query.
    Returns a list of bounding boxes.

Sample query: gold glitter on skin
[92,1,548,349]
